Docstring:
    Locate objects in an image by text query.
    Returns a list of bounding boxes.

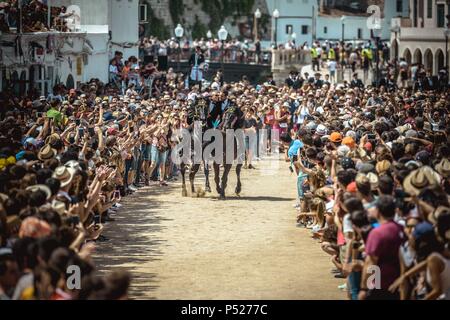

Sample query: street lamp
[218,25,228,74]
[391,23,401,80]
[272,9,280,48]
[341,16,346,42]
[254,8,261,42]
[174,24,184,73]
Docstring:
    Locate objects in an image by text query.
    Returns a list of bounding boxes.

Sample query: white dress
[190,54,203,82]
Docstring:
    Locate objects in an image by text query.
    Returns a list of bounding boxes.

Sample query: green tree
[169,0,185,24]
[145,4,170,39]
[191,15,208,40]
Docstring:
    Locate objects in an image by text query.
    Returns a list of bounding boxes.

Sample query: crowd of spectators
[0,0,75,33]
[140,36,270,66]
[279,70,449,300]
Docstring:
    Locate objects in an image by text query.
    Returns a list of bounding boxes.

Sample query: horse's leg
[220,164,232,200]
[235,163,243,196]
[213,162,221,195]
[189,163,200,194]
[204,161,212,193]
[180,163,188,197]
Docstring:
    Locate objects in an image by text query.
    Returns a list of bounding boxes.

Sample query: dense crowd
[307,39,449,89]
[1,38,450,300]
[0,0,74,33]
[280,71,450,300]
[140,36,269,65]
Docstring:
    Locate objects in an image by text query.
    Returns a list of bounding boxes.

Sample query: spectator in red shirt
[360,195,406,300]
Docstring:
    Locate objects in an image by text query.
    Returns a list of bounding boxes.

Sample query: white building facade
[392,0,450,74]
[0,0,139,95]
[265,0,409,45]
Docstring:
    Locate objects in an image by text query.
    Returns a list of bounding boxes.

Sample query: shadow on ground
[93,185,175,299]
[212,196,296,202]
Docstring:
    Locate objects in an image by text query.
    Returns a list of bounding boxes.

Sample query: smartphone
[75,119,81,126]
[36,112,44,118]
[367,134,376,140]
[67,215,80,226]
[88,127,95,136]
[78,127,85,136]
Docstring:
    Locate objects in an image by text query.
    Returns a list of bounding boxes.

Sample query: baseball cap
[316,124,327,136]
[330,132,343,143]
[412,221,434,242]
[342,136,356,149]
[341,157,355,170]
[107,127,118,136]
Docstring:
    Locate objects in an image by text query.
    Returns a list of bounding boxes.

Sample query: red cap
[346,182,357,193]
[364,142,373,152]
[107,127,118,136]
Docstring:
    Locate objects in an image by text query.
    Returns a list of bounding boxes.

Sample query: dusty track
[94,159,345,300]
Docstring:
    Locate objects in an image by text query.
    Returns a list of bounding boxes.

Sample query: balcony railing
[271,49,311,70]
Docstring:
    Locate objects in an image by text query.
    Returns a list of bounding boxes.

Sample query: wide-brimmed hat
[52,166,75,188]
[376,160,391,175]
[428,206,450,225]
[51,200,67,216]
[26,184,52,200]
[38,144,57,161]
[403,166,441,196]
[65,160,82,171]
[45,133,61,145]
[366,172,379,191]
[435,158,450,179]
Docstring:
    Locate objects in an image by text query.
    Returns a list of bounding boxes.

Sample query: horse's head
[220,105,244,131]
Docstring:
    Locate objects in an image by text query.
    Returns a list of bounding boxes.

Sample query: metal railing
[271,49,311,70]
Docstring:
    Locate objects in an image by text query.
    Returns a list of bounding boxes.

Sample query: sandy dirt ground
[94,158,346,300]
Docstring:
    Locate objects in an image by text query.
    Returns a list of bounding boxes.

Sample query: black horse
[212,100,245,199]
[180,97,212,197]
[179,92,245,199]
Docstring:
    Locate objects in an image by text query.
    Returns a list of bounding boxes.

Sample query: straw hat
[403,166,441,196]
[52,166,75,188]
[435,158,450,179]
[45,133,61,146]
[376,160,391,175]
[38,144,57,161]
[26,185,52,200]
[428,206,450,225]
[366,172,379,191]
